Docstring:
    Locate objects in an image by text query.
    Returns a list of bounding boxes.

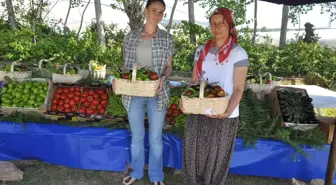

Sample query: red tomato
[88,90,95,95]
[79,109,85,114]
[96,104,103,110]
[71,106,77,112]
[87,96,93,102]
[75,87,81,92]
[63,88,70,93]
[57,106,64,112]
[69,87,75,92]
[79,106,85,112]
[67,93,74,98]
[56,88,63,94]
[64,108,71,113]
[86,108,94,115]
[60,94,67,99]
[64,103,70,108]
[82,92,88,97]
[74,96,80,102]
[84,102,90,107]
[52,99,58,104]
[81,97,86,103]
[64,98,69,103]
[58,100,64,106]
[100,100,107,105]
[98,108,105,114]
[96,90,104,94]
[93,94,100,99]
[51,105,57,110]
[69,100,76,106]
[101,94,108,100]
[75,92,81,96]
[55,94,61,99]
[92,99,99,105]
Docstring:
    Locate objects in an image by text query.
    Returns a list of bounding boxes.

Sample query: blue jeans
[128,97,166,182]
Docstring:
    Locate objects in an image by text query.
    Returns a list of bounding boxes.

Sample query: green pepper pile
[107,92,127,117]
[277,88,319,124]
[1,80,49,108]
[183,84,226,98]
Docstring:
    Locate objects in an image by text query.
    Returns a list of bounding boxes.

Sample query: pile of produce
[166,85,186,125]
[77,88,108,116]
[1,80,49,108]
[91,61,106,71]
[115,67,159,81]
[183,84,226,98]
[50,86,81,113]
[276,88,319,124]
[107,92,126,117]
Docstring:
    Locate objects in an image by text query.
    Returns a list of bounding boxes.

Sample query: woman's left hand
[206,111,231,119]
[156,77,166,93]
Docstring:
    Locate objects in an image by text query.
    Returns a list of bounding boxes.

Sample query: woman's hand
[156,76,166,93]
[206,111,231,119]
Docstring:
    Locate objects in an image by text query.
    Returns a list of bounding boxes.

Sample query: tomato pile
[116,67,159,81]
[50,86,81,113]
[77,88,108,116]
[166,96,183,125]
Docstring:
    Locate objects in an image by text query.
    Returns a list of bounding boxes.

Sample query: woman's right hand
[188,79,200,87]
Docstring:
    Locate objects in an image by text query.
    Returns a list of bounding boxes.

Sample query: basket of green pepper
[113,64,160,97]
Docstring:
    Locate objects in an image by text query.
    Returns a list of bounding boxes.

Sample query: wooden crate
[267,86,318,130]
[318,116,336,144]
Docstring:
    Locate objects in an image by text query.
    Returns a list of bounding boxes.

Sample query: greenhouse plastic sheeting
[0,122,333,182]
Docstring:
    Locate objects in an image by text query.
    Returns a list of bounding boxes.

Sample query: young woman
[118,0,174,185]
[182,8,249,185]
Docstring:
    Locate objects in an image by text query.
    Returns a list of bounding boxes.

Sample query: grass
[7,162,294,185]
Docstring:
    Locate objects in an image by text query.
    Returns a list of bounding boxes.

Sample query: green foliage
[0,18,335,89]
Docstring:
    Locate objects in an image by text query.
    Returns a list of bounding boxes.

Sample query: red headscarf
[196,8,238,79]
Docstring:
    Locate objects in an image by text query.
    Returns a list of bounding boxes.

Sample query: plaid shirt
[122,27,175,111]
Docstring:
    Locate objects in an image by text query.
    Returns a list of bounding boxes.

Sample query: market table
[0,121,334,183]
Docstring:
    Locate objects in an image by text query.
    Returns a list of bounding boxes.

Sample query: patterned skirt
[182,115,239,185]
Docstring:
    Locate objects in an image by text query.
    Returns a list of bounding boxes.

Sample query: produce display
[115,67,159,81]
[91,61,106,71]
[276,88,319,124]
[107,92,126,117]
[1,80,49,108]
[77,87,108,116]
[50,86,81,113]
[166,86,186,125]
[183,84,226,98]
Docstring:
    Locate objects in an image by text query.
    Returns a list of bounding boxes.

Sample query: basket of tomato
[113,64,160,97]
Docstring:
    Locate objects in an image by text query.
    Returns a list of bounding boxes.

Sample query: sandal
[152,182,165,185]
[122,176,137,185]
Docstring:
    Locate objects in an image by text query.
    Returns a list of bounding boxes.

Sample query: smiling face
[145,1,165,26]
[210,14,230,40]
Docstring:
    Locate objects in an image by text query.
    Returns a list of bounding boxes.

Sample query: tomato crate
[76,86,109,120]
[46,84,82,116]
[267,86,319,131]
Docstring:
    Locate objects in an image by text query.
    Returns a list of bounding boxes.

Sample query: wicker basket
[4,61,32,80]
[89,60,106,80]
[246,72,274,93]
[35,58,54,78]
[181,80,230,115]
[113,64,160,97]
[52,63,83,84]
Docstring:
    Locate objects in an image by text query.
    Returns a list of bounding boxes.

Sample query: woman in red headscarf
[182,8,249,185]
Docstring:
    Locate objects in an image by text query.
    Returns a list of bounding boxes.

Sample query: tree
[4,0,17,29]
[279,5,289,47]
[252,0,257,44]
[188,0,196,44]
[111,0,144,31]
[199,0,253,26]
[94,0,106,47]
[167,0,179,33]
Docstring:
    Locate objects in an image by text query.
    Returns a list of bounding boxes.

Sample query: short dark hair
[145,0,166,9]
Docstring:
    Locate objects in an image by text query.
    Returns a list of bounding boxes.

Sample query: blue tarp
[0,122,333,182]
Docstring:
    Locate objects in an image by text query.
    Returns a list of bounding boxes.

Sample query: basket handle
[199,80,206,98]
[63,63,70,75]
[264,72,272,81]
[88,60,94,71]
[10,60,20,72]
[131,63,138,82]
[38,57,55,69]
[258,74,263,84]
